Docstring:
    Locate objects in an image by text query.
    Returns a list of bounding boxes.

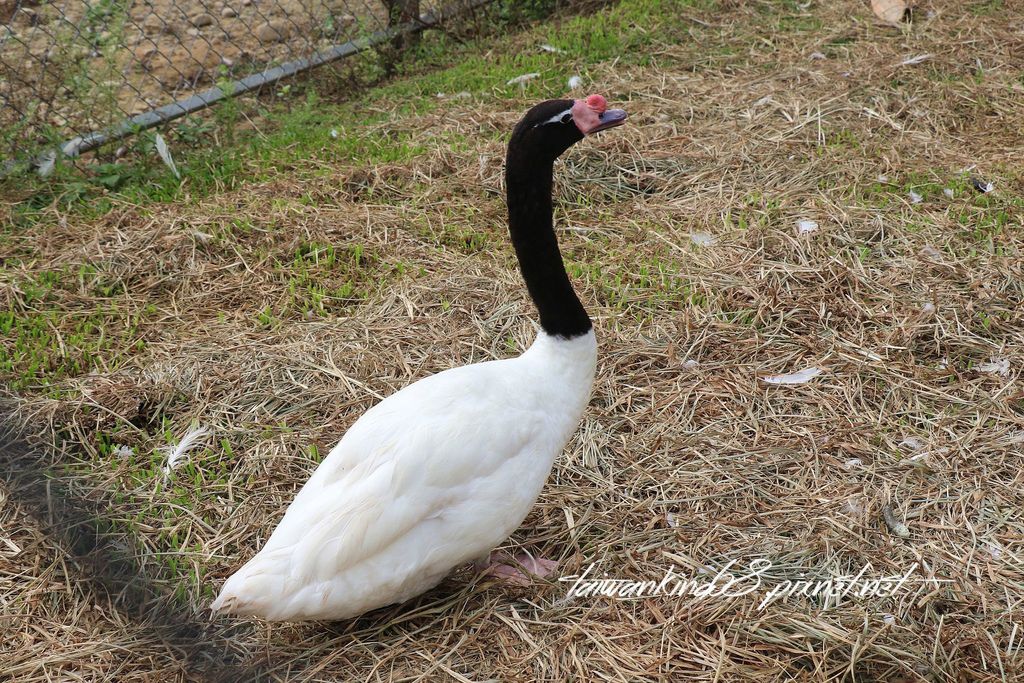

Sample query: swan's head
[510,94,628,161]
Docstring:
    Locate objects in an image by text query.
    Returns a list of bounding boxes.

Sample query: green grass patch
[0,266,151,391]
[273,240,380,319]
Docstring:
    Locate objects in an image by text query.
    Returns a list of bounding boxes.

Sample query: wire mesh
[0,0,442,170]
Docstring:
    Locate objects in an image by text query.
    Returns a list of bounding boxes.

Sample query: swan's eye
[538,108,574,127]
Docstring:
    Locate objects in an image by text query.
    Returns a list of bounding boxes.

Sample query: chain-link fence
[0,0,485,173]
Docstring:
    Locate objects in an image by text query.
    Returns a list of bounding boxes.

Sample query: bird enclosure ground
[2,0,1023,680]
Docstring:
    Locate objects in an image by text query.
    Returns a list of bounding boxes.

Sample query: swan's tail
[210,549,290,618]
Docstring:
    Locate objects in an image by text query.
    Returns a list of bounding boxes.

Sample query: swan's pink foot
[475,552,558,586]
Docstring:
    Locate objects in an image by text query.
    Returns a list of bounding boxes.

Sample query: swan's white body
[212,329,596,621]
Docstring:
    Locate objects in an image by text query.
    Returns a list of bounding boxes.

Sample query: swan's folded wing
[284,459,439,582]
[264,362,539,581]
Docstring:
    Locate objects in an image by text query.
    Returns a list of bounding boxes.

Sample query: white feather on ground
[900,53,933,66]
[37,150,57,178]
[761,367,823,385]
[163,424,211,476]
[796,219,818,234]
[976,357,1010,377]
[507,73,539,86]
[154,133,181,179]
[689,231,716,246]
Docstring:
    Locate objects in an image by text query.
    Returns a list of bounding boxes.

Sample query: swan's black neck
[505,146,591,339]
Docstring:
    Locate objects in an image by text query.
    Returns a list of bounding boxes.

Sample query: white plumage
[212,331,596,620]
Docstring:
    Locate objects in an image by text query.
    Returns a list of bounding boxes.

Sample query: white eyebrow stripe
[539,107,573,126]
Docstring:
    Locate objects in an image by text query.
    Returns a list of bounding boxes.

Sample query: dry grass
[2,0,1024,680]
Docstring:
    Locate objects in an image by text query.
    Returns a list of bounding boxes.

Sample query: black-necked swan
[211,94,628,621]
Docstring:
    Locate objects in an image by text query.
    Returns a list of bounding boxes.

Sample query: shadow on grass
[0,415,269,682]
